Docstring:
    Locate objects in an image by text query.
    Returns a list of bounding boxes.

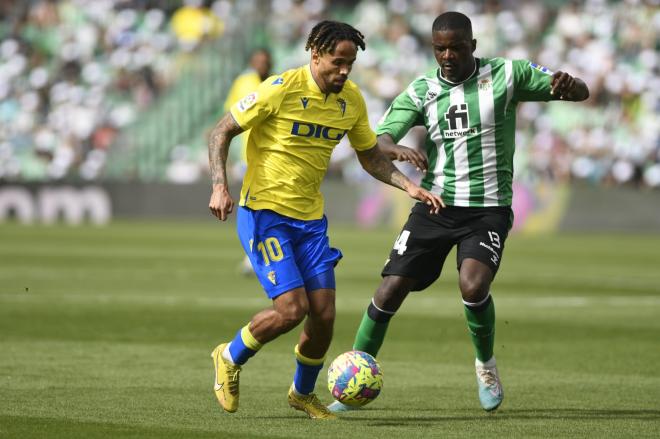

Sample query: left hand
[390,145,428,173]
[550,71,577,99]
[406,185,445,214]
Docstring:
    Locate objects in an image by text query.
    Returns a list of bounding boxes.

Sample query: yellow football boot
[211,343,241,413]
[287,385,337,420]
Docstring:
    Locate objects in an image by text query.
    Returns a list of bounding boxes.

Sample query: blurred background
[0,0,658,230]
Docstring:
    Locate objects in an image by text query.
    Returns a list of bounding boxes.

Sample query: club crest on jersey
[301,97,309,109]
[237,92,257,112]
[529,62,553,75]
[267,271,277,285]
[337,98,346,117]
[478,78,492,91]
[443,103,477,138]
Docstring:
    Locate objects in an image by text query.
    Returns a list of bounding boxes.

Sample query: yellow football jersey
[230,64,377,220]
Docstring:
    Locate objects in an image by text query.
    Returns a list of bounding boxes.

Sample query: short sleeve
[375,82,424,143]
[347,90,377,151]
[230,75,286,130]
[513,60,554,102]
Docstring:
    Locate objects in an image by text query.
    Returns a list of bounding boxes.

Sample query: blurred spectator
[0,0,177,181]
[222,47,272,183]
[170,0,224,51]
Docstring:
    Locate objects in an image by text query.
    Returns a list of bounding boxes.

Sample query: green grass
[1,221,659,438]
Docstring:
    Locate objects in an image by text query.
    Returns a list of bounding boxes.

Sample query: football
[327,350,383,407]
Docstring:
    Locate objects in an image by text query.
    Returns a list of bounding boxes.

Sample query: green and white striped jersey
[376,57,555,207]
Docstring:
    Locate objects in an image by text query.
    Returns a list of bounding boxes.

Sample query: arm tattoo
[208,113,244,186]
[356,145,410,191]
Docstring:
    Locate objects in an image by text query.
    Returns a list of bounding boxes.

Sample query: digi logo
[291,121,347,141]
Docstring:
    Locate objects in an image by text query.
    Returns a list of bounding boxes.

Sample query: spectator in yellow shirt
[223,48,272,171]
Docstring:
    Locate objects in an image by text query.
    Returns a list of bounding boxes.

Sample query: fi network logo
[443,103,477,138]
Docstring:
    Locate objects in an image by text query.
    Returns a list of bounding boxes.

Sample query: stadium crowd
[0,0,181,181]
[0,0,658,188]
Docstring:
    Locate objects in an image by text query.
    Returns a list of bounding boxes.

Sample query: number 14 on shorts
[393,230,411,255]
[393,229,502,260]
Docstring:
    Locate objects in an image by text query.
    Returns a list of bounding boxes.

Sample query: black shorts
[381,203,513,291]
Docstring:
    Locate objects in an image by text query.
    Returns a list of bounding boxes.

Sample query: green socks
[464,295,495,362]
[353,296,495,362]
[353,301,394,356]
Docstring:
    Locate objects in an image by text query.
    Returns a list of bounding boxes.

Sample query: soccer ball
[327,350,383,407]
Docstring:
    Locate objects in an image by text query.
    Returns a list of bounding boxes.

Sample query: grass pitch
[1,221,659,438]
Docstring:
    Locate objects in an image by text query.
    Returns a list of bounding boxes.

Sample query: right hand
[406,185,445,214]
[389,144,429,173]
[209,185,234,221]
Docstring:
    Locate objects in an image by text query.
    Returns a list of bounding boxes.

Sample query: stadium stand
[0,0,657,188]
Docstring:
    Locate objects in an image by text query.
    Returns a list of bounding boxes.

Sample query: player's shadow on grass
[339,408,660,424]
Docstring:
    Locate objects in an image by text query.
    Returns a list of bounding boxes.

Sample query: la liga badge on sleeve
[238,92,258,112]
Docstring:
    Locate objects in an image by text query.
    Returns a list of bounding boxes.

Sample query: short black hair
[305,20,366,55]
[432,11,473,39]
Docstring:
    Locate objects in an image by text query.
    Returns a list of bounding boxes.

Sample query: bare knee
[305,292,336,332]
[279,303,307,330]
[313,304,335,326]
[459,259,493,303]
[458,271,492,303]
[460,276,490,302]
[273,291,309,332]
[373,276,415,312]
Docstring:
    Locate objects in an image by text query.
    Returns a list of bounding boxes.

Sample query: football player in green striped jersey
[329,11,589,413]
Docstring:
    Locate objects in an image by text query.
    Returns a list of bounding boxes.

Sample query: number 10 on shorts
[393,230,411,255]
[249,237,284,265]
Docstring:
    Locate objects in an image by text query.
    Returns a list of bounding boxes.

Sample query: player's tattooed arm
[356,145,444,213]
[207,113,244,221]
[356,144,407,188]
[208,113,244,186]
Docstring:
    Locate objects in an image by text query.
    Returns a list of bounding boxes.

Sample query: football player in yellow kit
[208,20,444,419]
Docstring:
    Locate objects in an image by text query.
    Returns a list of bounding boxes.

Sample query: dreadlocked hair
[305,20,365,55]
